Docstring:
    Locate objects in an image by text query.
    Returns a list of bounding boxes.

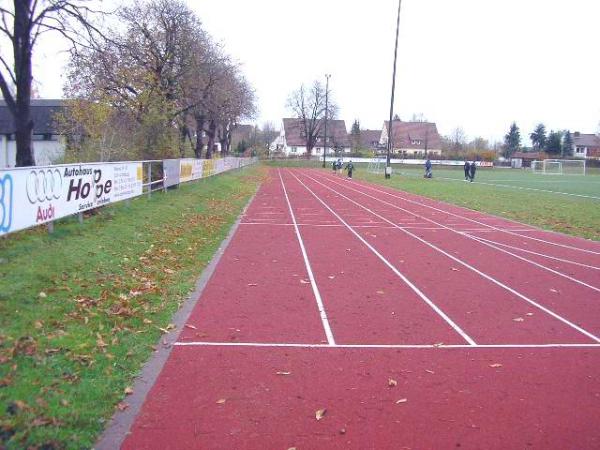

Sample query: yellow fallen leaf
[513,317,524,322]
[117,402,129,411]
[376,290,385,295]
[216,398,226,404]
[124,387,134,395]
[300,279,310,284]
[489,363,503,368]
[185,324,197,330]
[38,292,47,299]
[396,398,408,404]
[388,378,397,387]
[425,369,435,374]
[276,371,291,376]
[315,408,327,420]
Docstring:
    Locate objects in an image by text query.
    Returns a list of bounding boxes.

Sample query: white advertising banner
[179,159,203,183]
[0,162,143,236]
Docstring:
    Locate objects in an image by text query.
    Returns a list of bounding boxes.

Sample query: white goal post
[531,159,586,175]
[367,156,386,174]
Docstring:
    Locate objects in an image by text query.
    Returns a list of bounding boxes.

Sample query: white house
[270,118,351,156]
[571,132,600,159]
[0,99,67,167]
[379,120,443,157]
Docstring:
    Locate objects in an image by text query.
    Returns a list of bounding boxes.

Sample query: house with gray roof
[0,99,67,167]
[572,132,600,159]
[271,118,350,157]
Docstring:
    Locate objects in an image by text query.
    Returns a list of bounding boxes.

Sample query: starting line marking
[174,341,600,349]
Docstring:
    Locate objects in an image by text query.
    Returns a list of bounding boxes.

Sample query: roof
[573,133,600,148]
[383,120,442,150]
[282,118,350,147]
[0,99,67,135]
[359,129,382,148]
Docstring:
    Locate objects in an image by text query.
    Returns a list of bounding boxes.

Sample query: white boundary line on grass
[342,174,600,256]
[174,341,600,349]
[300,171,600,344]
[286,170,477,346]
[278,170,336,346]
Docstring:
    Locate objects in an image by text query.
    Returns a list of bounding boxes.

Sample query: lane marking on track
[316,174,600,292]
[287,170,477,346]
[174,341,600,349]
[467,234,600,271]
[239,222,520,232]
[302,172,600,344]
[337,174,600,256]
[278,170,336,346]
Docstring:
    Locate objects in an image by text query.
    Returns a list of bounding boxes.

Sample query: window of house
[291,147,297,153]
[316,148,321,153]
[411,140,421,145]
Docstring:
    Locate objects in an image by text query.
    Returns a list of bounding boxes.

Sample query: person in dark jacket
[345,161,355,179]
[469,161,477,182]
[464,161,470,181]
[424,158,432,178]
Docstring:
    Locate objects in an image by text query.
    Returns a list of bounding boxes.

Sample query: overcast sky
[34,0,600,144]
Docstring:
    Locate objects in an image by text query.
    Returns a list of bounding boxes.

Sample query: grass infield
[265,160,600,241]
[0,166,264,449]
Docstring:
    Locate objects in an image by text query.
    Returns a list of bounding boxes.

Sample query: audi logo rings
[26,169,62,204]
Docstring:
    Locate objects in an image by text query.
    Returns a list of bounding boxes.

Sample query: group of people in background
[423,158,477,182]
[464,161,477,182]
[332,158,354,179]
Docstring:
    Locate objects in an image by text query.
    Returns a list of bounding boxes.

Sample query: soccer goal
[531,159,586,175]
[367,156,386,174]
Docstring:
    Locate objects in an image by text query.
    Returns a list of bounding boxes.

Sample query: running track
[116,168,600,449]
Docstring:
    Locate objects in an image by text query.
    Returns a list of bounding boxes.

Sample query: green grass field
[0,166,264,449]
[265,160,600,241]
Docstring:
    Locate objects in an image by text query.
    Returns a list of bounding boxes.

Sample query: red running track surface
[120,168,600,449]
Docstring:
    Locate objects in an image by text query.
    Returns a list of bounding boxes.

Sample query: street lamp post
[322,74,331,168]
[385,0,402,179]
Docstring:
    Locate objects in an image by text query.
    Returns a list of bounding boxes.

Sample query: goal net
[367,156,386,174]
[532,159,586,175]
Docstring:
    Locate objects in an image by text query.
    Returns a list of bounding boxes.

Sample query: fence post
[47,221,54,234]
[78,212,84,224]
[147,161,152,199]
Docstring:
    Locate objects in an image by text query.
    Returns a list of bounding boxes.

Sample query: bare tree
[286,80,337,158]
[0,0,104,166]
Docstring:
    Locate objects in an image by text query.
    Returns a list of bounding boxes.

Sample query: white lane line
[317,174,600,293]
[435,176,600,201]
[303,172,600,344]
[278,170,336,346]
[174,341,600,349]
[339,175,600,256]
[467,234,600,271]
[288,170,476,346]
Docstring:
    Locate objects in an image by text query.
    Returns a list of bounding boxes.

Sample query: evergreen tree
[530,123,547,151]
[350,119,361,151]
[562,130,573,157]
[503,122,521,158]
[545,130,563,155]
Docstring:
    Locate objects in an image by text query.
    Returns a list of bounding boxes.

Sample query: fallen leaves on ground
[388,378,397,387]
[395,398,408,404]
[117,402,129,411]
[315,408,327,420]
[124,386,134,395]
[276,371,291,376]
[513,317,524,322]
[216,398,227,404]
[489,363,503,368]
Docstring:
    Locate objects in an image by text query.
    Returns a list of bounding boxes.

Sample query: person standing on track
[464,160,470,181]
[345,160,355,179]
[469,161,477,182]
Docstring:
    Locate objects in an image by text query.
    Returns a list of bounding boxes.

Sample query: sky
[32,0,600,144]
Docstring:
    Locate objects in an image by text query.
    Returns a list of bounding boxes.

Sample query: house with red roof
[379,119,442,157]
[271,118,350,156]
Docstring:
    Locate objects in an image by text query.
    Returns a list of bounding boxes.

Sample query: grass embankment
[0,166,265,449]
[266,160,600,241]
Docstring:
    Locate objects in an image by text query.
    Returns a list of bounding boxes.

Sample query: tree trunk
[206,120,216,159]
[13,0,35,167]
[194,114,205,158]
[219,124,228,155]
[178,123,188,157]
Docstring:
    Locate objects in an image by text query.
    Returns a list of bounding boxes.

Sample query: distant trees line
[0,0,257,166]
